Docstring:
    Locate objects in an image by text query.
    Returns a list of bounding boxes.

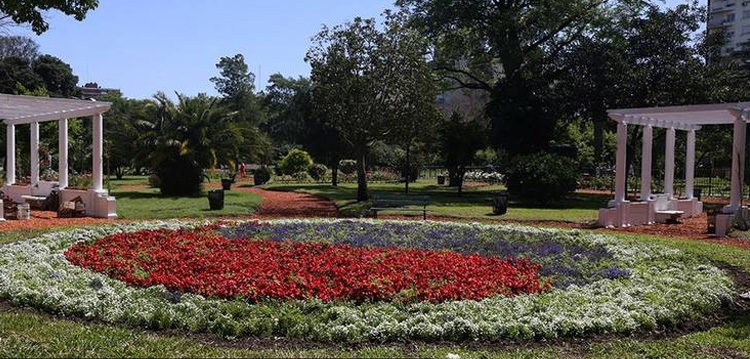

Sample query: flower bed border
[0,219,736,342]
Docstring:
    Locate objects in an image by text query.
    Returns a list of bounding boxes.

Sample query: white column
[664,127,676,199]
[640,125,653,201]
[5,124,15,185]
[30,121,39,186]
[685,129,696,200]
[612,121,628,205]
[58,118,68,189]
[727,113,746,212]
[92,113,104,192]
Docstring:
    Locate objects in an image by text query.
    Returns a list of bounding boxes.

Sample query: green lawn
[0,227,747,358]
[264,180,605,222]
[108,176,261,219]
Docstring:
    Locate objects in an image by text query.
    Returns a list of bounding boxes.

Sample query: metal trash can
[492,192,509,215]
[208,190,225,210]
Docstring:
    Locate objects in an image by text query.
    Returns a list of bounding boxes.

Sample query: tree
[439,112,486,194]
[384,13,441,194]
[210,54,267,166]
[101,92,150,179]
[32,54,78,97]
[0,0,99,34]
[398,0,625,156]
[0,55,42,94]
[0,36,39,60]
[211,54,255,101]
[262,74,311,148]
[0,53,79,97]
[307,15,437,201]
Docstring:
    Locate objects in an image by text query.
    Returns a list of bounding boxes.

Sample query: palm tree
[142,92,270,196]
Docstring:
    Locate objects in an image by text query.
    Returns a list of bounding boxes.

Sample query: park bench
[371,193,431,220]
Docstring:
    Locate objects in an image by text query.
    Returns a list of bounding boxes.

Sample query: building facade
[709,0,750,55]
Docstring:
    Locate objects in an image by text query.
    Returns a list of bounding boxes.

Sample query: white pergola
[600,102,750,235]
[0,94,117,218]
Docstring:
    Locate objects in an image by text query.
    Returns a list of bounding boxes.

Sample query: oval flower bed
[0,219,736,342]
[64,227,548,302]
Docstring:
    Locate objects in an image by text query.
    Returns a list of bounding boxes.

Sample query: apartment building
[708,0,750,54]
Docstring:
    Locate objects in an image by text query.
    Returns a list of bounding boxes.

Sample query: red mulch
[0,211,116,231]
[246,187,338,217]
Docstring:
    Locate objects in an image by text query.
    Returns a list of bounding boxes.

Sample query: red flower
[65,227,549,303]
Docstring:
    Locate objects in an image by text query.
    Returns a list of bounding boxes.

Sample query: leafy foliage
[439,112,486,193]
[506,152,579,202]
[253,166,273,185]
[279,149,313,175]
[0,0,99,34]
[308,163,328,181]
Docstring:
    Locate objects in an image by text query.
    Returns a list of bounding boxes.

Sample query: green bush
[506,152,578,202]
[292,171,311,182]
[308,163,328,181]
[339,159,357,175]
[253,166,272,185]
[279,149,313,175]
[156,156,203,196]
[147,174,160,188]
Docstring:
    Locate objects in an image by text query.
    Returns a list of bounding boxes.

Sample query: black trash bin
[208,190,225,210]
[221,178,233,191]
[437,175,446,185]
[693,187,702,201]
[493,192,509,215]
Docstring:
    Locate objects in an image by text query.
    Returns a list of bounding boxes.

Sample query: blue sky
[13,0,699,99]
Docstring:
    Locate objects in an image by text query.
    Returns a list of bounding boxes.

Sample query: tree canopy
[0,0,99,34]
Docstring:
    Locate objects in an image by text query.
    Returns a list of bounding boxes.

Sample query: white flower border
[0,219,736,342]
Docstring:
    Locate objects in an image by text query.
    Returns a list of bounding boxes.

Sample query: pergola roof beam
[0,94,111,125]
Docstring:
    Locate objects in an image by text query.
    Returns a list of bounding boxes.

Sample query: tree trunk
[356,152,368,201]
[457,167,464,195]
[593,114,605,164]
[448,168,462,187]
[404,144,410,195]
[331,162,339,187]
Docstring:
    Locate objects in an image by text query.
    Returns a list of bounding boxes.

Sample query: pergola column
[640,124,653,201]
[613,121,628,204]
[58,118,68,189]
[727,112,746,212]
[5,124,15,185]
[685,129,696,199]
[664,127,676,199]
[92,113,104,192]
[30,121,39,186]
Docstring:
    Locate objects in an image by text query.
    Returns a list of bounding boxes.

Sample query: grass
[0,305,747,359]
[108,176,261,220]
[264,180,606,222]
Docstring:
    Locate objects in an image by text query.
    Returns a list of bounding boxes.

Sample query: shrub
[279,149,313,175]
[339,159,357,175]
[308,163,328,181]
[253,167,272,186]
[156,156,203,196]
[148,174,161,188]
[506,152,578,202]
[292,171,311,182]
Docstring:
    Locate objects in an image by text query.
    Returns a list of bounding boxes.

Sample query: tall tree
[210,54,268,166]
[439,112,486,194]
[308,15,435,201]
[0,0,99,34]
[0,35,38,60]
[397,0,627,156]
[384,12,441,194]
[32,54,78,97]
[0,55,42,94]
[262,74,311,148]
